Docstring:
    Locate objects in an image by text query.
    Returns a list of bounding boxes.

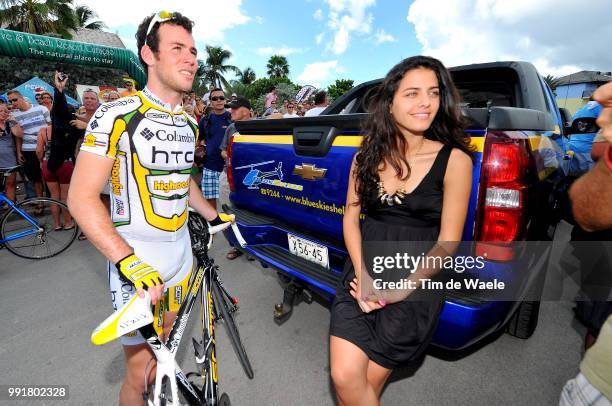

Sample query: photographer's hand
[54,71,68,93]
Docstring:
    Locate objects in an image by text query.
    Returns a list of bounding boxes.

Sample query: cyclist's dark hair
[136,12,194,69]
[314,90,326,105]
[354,55,474,206]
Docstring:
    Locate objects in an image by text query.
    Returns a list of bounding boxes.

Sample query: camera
[58,72,68,81]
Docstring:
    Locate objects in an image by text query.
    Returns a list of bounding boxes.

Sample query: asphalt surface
[0,184,587,405]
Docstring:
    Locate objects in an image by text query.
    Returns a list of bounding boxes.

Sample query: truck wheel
[506,300,541,339]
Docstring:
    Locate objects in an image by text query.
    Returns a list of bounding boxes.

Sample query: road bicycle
[0,167,78,259]
[92,211,252,405]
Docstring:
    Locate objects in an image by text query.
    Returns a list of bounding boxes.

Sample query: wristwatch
[605,144,612,171]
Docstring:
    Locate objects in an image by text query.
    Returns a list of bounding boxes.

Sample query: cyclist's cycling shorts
[108,233,193,346]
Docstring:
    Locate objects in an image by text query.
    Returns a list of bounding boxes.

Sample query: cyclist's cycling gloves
[208,212,235,234]
[116,253,164,290]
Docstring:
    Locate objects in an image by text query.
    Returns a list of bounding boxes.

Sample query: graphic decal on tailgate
[235,160,304,191]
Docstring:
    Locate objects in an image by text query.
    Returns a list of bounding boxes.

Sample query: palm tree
[237,67,256,85]
[0,0,78,39]
[204,45,240,90]
[267,55,289,78]
[543,74,560,91]
[74,4,105,30]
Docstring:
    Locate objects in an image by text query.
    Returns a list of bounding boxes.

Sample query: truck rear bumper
[223,205,514,350]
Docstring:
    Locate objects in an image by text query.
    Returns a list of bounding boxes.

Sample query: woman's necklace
[377,138,426,206]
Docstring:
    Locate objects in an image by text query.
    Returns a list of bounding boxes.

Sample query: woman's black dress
[330,145,452,369]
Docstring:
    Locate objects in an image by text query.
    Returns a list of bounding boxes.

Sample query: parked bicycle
[92,211,252,405]
[0,167,78,259]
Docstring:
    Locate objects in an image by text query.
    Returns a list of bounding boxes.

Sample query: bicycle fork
[196,274,219,404]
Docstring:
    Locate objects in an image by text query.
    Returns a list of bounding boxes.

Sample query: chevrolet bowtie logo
[293,164,327,181]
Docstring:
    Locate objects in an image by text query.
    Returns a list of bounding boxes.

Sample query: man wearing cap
[220,96,251,259]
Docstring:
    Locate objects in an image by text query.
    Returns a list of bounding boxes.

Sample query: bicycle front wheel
[212,282,254,379]
[1,198,78,259]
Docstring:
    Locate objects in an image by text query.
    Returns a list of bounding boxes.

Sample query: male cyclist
[67,12,233,405]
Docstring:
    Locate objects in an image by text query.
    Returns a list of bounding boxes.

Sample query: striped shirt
[12,105,51,151]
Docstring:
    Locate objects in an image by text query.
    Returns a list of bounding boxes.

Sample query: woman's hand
[349,276,385,313]
[70,119,87,130]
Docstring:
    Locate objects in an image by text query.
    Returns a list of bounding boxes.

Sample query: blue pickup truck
[223,61,570,350]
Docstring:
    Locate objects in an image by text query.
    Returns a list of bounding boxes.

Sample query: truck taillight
[476,138,530,259]
[227,135,235,192]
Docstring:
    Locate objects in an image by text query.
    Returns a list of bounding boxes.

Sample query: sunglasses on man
[210,96,225,102]
[145,11,175,46]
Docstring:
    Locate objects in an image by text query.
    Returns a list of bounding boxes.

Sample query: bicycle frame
[0,192,42,244]
[138,254,220,406]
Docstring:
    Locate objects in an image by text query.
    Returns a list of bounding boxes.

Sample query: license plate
[287,234,329,269]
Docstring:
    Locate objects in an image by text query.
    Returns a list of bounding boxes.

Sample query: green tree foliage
[74,4,105,30]
[327,79,354,102]
[203,45,240,90]
[543,74,560,91]
[243,77,292,102]
[0,0,78,39]
[266,55,289,79]
[237,67,256,85]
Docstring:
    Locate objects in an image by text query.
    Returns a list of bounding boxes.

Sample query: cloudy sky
[79,0,611,88]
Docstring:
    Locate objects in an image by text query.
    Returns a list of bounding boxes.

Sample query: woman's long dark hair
[354,55,474,205]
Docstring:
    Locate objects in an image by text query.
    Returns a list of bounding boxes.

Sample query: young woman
[329,56,474,405]
[0,104,23,203]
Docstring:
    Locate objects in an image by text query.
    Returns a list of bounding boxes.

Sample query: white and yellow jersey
[80,87,198,242]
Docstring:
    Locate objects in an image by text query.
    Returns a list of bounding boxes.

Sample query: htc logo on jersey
[151,146,194,165]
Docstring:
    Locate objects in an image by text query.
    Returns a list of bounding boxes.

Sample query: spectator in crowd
[120,78,137,97]
[34,93,43,105]
[39,91,53,111]
[108,91,120,102]
[203,84,215,105]
[305,91,329,116]
[0,103,23,203]
[303,101,312,112]
[70,87,101,240]
[264,100,277,116]
[199,88,231,208]
[187,90,197,108]
[265,86,277,110]
[35,71,76,231]
[283,102,299,118]
[9,89,51,208]
[183,103,196,119]
[230,93,238,103]
[194,96,205,121]
[561,81,612,406]
[220,96,251,260]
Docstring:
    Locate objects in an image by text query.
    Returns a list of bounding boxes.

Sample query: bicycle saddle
[91,290,153,345]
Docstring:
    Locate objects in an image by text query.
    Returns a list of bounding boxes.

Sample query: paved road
[0,194,586,405]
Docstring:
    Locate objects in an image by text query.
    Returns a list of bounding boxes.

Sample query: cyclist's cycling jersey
[81,87,198,242]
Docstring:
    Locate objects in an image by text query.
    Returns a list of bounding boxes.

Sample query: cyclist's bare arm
[67,152,164,303]
[188,178,219,221]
